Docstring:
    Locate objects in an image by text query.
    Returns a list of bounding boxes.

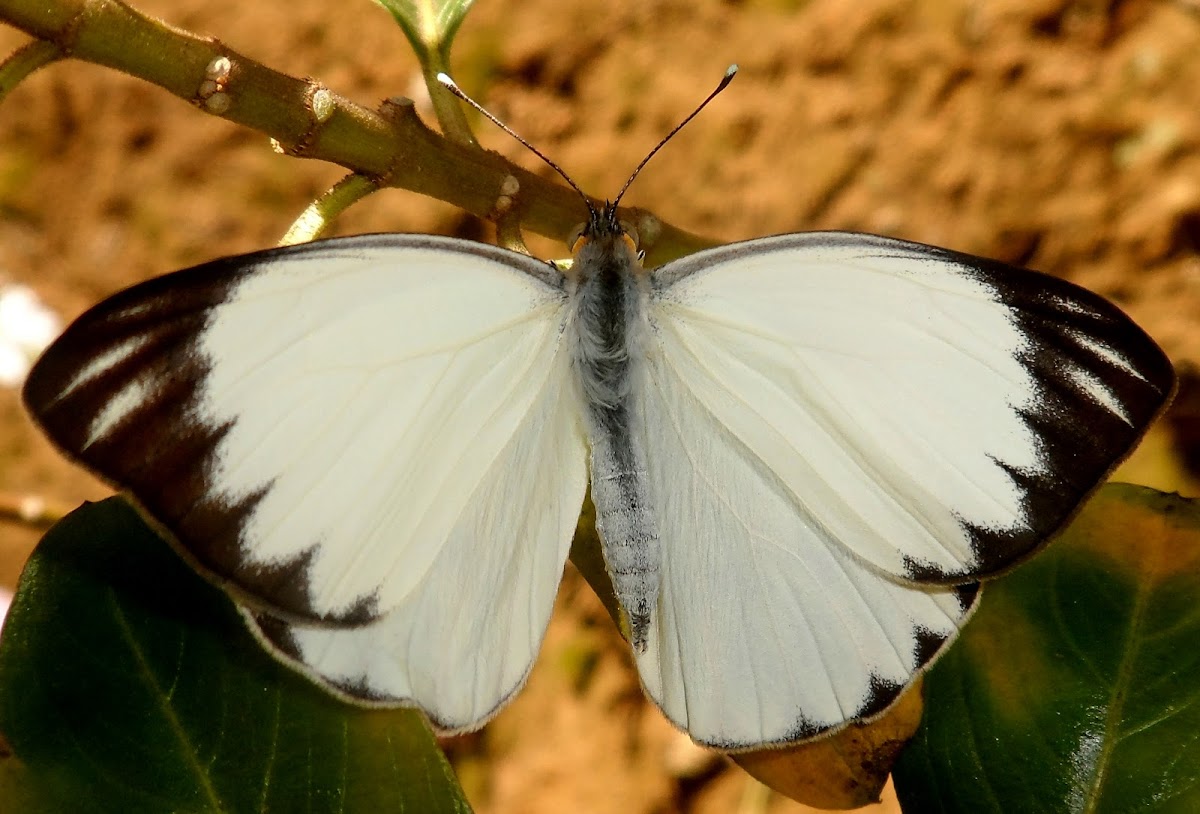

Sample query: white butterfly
[23,73,1173,750]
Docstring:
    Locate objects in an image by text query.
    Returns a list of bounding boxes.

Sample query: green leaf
[0,498,471,814]
[895,484,1200,813]
[374,0,476,56]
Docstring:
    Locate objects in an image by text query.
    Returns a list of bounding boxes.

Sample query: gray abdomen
[586,401,658,650]
[570,239,660,652]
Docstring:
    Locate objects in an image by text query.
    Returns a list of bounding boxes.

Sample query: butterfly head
[562,66,736,270]
[568,202,640,274]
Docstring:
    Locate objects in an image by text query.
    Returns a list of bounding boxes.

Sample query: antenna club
[437,73,465,97]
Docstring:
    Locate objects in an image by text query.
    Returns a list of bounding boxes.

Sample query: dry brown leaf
[730,679,925,810]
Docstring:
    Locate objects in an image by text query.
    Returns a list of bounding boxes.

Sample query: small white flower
[0,284,61,388]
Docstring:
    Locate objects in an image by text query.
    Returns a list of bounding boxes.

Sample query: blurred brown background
[1,0,1199,811]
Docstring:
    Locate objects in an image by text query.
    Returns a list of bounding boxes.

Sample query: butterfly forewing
[24,235,585,626]
[648,232,1173,585]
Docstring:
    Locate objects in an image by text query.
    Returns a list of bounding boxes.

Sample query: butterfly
[23,68,1174,750]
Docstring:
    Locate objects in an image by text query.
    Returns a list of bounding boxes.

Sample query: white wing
[634,361,979,746]
[649,232,1172,584]
[24,235,588,627]
[244,338,585,731]
[633,232,1171,747]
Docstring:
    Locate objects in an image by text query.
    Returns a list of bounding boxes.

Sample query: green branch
[0,0,715,263]
[0,38,62,102]
[279,174,380,245]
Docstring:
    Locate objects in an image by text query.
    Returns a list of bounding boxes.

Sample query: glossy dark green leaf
[0,497,471,814]
[895,483,1200,813]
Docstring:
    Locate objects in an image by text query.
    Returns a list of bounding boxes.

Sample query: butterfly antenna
[611,64,738,209]
[437,73,598,221]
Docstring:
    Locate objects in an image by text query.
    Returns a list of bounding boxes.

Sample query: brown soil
[2,0,1199,811]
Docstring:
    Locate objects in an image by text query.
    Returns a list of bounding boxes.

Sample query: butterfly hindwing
[242,337,587,730]
[24,235,587,627]
[632,346,983,747]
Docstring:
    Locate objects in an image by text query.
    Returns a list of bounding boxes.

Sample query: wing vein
[660,312,970,567]
[644,362,846,714]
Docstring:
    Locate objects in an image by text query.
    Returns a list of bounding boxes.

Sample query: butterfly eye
[619,221,640,249]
